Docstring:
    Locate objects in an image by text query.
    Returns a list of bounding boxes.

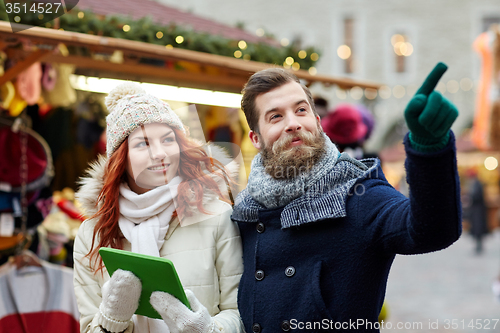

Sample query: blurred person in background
[312,96,329,119]
[464,168,489,254]
[321,103,376,159]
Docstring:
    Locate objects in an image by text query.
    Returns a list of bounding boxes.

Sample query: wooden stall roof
[0,21,382,93]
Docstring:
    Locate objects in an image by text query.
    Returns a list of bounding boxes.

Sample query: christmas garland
[0,2,320,70]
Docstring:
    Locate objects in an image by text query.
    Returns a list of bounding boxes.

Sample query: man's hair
[241,68,317,133]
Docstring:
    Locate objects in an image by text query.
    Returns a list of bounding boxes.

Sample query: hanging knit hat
[105,82,185,157]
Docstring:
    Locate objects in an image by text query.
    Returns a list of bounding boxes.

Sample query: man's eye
[298,107,307,113]
[270,114,281,120]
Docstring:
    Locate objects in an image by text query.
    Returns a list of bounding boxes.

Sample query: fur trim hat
[105,82,185,157]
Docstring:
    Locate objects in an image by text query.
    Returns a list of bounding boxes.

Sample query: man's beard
[260,129,326,180]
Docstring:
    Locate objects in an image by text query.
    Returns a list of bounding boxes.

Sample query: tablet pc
[99,247,190,319]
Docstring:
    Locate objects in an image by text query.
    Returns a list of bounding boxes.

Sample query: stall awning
[0,22,382,93]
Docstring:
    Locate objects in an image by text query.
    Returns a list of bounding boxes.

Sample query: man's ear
[315,114,322,128]
[249,130,262,149]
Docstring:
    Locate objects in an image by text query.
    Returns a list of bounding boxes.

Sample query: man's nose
[285,115,302,132]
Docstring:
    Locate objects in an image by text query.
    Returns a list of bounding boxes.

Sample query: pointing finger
[415,62,448,96]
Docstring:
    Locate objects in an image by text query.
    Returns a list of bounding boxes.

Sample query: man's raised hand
[404,62,459,152]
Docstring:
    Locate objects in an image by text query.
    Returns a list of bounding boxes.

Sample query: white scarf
[118,176,182,332]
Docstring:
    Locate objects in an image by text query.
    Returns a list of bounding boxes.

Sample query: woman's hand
[150,289,220,333]
[97,269,142,332]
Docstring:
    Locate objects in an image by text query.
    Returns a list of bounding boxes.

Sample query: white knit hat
[105,82,185,157]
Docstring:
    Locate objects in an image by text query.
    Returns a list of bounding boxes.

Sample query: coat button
[255,270,265,281]
[252,323,262,333]
[256,222,265,233]
[285,266,295,277]
[281,320,291,331]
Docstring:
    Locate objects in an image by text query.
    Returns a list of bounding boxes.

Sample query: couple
[73,63,461,333]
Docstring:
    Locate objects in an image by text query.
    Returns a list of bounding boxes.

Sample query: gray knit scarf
[247,134,342,209]
[234,133,379,228]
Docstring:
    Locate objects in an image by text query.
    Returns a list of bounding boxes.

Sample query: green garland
[0,2,320,70]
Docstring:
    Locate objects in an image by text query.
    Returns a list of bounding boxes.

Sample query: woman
[73,82,244,333]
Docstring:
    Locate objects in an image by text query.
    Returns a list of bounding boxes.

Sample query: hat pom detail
[105,82,145,112]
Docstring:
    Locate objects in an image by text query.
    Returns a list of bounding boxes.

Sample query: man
[231,63,461,332]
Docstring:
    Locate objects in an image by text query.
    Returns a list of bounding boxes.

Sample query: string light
[122,24,130,32]
[292,62,300,71]
[436,82,446,93]
[365,88,378,100]
[485,157,498,171]
[335,88,347,100]
[285,57,294,66]
[78,11,84,19]
[238,40,247,50]
[298,50,307,59]
[391,34,413,56]
[460,78,473,91]
[281,38,290,47]
[337,45,351,59]
[256,28,265,37]
[447,80,459,94]
[391,34,405,46]
[175,36,184,44]
[310,53,319,61]
[350,87,363,100]
[357,77,477,102]
[404,43,413,56]
[393,85,406,99]
[379,85,392,99]
[156,31,163,39]
[308,67,317,75]
[234,50,242,58]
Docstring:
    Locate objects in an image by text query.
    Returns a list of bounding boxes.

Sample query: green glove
[404,62,459,152]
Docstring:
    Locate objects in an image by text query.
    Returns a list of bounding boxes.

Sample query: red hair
[87,127,234,273]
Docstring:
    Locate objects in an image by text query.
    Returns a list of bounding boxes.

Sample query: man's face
[249,81,325,179]
[126,123,180,194]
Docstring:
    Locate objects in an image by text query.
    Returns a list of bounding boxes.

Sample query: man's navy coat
[232,134,462,332]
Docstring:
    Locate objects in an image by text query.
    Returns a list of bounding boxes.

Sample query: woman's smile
[147,164,170,172]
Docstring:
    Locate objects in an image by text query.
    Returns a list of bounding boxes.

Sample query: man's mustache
[271,130,318,154]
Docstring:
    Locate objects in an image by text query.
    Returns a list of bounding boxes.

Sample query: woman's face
[126,123,180,194]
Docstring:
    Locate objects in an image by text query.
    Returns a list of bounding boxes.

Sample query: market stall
[0,19,383,269]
